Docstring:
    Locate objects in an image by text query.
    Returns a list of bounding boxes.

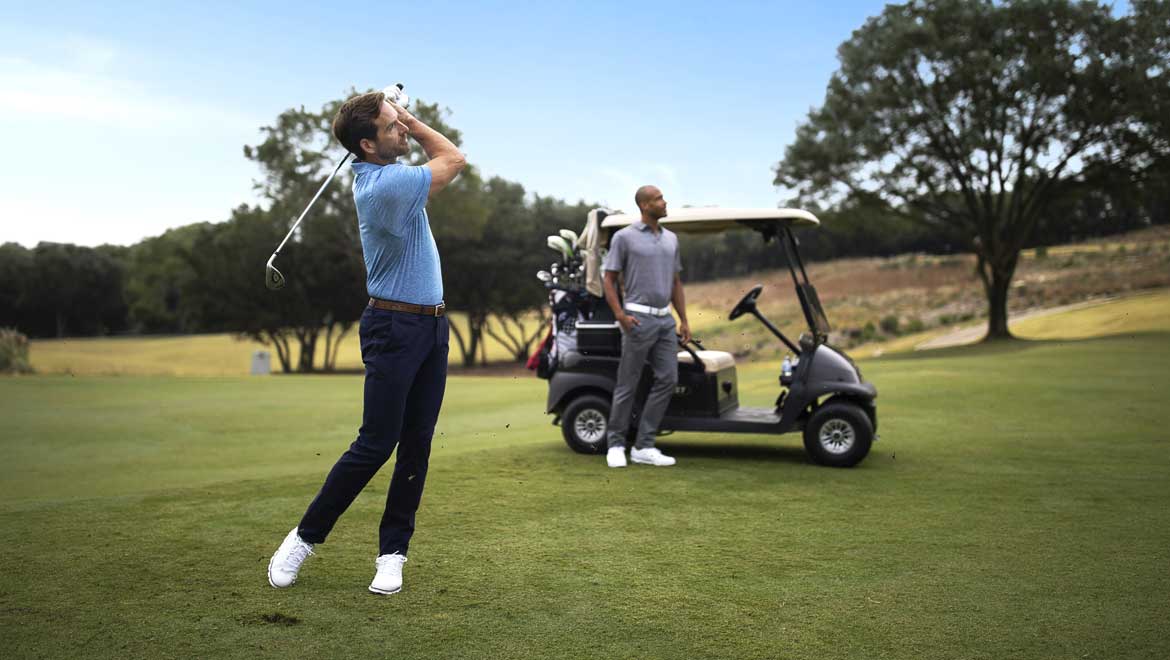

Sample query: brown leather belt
[368,297,446,317]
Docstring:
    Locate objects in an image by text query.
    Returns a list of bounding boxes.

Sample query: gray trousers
[607,311,678,449]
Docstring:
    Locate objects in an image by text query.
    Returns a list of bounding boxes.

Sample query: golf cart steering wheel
[728,284,764,321]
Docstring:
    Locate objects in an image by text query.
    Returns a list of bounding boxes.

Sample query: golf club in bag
[265,83,409,290]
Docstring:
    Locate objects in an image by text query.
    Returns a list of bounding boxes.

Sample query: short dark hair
[332,92,385,158]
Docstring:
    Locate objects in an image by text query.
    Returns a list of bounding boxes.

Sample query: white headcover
[578,209,610,298]
[546,235,572,261]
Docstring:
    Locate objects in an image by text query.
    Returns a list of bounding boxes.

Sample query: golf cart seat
[677,350,735,372]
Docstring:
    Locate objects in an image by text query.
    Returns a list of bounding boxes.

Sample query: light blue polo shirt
[351,160,443,306]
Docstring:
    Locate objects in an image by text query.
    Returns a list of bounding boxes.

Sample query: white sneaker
[369,553,407,595]
[606,446,628,468]
[630,446,676,466]
[268,528,314,588]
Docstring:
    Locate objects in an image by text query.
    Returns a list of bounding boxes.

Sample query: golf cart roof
[600,207,819,235]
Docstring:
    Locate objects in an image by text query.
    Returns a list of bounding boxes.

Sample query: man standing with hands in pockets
[602,185,690,468]
[267,89,465,595]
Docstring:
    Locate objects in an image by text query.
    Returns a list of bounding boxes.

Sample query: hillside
[685,224,1170,360]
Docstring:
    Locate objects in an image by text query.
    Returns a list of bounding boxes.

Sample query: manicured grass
[2,328,1169,659]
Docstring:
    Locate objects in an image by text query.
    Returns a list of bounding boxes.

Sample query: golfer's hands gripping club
[382,83,410,109]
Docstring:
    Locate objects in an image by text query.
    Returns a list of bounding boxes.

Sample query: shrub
[861,321,878,342]
[0,328,34,374]
[905,317,926,333]
[880,315,900,335]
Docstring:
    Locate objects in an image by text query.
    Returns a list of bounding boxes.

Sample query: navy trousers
[298,306,449,556]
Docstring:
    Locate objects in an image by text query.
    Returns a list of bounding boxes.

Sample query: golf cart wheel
[561,394,612,454]
[802,401,874,467]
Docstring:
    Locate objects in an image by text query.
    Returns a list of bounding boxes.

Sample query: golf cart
[533,207,877,467]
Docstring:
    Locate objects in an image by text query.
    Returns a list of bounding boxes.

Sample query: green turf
[2,333,1169,659]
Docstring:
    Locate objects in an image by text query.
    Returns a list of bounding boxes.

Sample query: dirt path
[914,296,1120,350]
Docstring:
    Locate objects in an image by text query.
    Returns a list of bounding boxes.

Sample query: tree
[775,0,1168,339]
[0,243,33,331]
[124,224,207,334]
[480,178,549,363]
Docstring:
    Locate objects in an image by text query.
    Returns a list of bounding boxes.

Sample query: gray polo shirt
[603,221,682,308]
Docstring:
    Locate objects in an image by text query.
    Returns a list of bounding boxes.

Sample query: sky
[0,0,898,248]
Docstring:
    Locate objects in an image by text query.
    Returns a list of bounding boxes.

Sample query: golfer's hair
[332,91,386,159]
[634,185,657,210]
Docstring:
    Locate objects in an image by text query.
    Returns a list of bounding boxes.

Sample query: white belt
[625,302,671,317]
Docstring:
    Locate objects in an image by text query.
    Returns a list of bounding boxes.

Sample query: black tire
[802,401,874,467]
[561,394,612,454]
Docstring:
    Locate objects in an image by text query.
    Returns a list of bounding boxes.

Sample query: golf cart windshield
[584,206,831,342]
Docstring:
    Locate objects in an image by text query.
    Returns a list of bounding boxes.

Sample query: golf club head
[382,83,409,108]
[559,229,579,245]
[265,253,286,290]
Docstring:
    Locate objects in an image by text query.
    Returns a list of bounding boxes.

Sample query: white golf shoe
[268,527,314,588]
[630,446,676,466]
[369,553,408,595]
[606,446,628,468]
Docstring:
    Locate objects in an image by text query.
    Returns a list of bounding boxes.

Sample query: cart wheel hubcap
[575,409,607,445]
[819,419,855,455]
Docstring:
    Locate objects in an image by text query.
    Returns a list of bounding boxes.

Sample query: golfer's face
[374,102,410,159]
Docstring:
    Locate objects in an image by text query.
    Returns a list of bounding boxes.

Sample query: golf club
[264,152,352,290]
[265,83,408,290]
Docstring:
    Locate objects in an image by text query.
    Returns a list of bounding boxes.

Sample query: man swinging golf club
[267,89,466,594]
[602,185,690,468]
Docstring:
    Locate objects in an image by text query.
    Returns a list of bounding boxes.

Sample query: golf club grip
[271,152,352,255]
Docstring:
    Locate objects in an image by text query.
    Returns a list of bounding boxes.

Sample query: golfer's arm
[405,118,466,195]
[671,273,688,324]
[603,271,626,321]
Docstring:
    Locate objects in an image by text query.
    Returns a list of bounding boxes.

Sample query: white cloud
[0,34,267,247]
[0,54,260,133]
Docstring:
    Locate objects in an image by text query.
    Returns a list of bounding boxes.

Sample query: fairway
[3,331,1170,659]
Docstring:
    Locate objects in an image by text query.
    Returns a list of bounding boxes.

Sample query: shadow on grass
[873,330,1170,362]
[655,438,809,464]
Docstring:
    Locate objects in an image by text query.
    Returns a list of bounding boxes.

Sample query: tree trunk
[325,321,353,371]
[262,329,292,373]
[486,313,537,363]
[296,327,319,372]
[976,250,1016,340]
[322,324,335,372]
[449,321,471,365]
[465,312,488,367]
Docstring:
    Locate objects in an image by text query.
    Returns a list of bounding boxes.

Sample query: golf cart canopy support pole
[751,309,802,355]
[781,226,811,289]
